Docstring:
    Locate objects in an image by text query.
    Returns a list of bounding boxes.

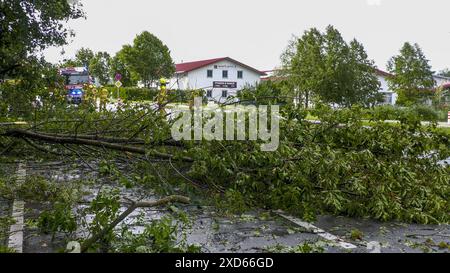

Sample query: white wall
[171,60,262,103]
[377,75,397,105]
[434,76,450,87]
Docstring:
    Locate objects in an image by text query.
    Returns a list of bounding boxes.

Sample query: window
[222,70,228,79]
[383,93,393,105]
[207,70,213,78]
[222,90,228,98]
[206,90,212,98]
[237,71,243,79]
[214,65,218,69]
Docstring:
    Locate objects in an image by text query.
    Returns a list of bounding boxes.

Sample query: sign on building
[213,81,237,89]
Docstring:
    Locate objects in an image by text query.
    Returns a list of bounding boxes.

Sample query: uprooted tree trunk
[78,195,191,253]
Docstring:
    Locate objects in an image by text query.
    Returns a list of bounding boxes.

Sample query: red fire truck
[59,67,93,104]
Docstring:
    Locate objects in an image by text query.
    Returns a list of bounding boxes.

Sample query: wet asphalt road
[0,160,448,253]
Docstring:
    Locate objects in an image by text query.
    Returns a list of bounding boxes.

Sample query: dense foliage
[88,52,112,85]
[387,42,436,106]
[0,60,65,118]
[183,105,450,224]
[109,47,139,87]
[3,102,448,225]
[363,105,444,122]
[280,26,382,108]
[237,81,292,105]
[0,0,84,79]
[118,31,175,88]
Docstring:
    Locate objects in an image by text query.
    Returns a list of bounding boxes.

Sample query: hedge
[105,87,204,104]
[364,105,443,122]
[105,87,158,101]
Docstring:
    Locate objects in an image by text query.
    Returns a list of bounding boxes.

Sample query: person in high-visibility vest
[99,87,109,112]
[91,87,98,108]
[82,84,91,106]
[157,78,168,114]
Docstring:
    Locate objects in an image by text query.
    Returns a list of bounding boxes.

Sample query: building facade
[171,58,450,106]
[171,57,266,102]
[434,75,450,88]
[375,69,398,105]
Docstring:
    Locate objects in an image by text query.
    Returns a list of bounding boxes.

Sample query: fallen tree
[1,104,449,225]
[3,129,193,162]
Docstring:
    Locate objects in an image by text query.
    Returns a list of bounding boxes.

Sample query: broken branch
[80,195,190,253]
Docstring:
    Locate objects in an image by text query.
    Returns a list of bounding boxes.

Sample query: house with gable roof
[171,57,266,102]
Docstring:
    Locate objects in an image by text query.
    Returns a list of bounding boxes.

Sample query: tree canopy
[74,47,95,67]
[110,47,138,87]
[119,31,175,88]
[387,42,435,106]
[0,0,85,79]
[281,26,381,108]
[89,51,111,86]
[58,31,175,88]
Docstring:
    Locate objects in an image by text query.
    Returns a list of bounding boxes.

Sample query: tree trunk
[3,129,193,162]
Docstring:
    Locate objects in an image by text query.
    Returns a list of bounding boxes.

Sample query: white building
[171,57,266,102]
[171,57,450,106]
[375,69,398,105]
[377,72,450,106]
[433,74,450,88]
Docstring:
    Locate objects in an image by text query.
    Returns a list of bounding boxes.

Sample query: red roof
[375,69,393,77]
[175,57,266,76]
[261,76,287,82]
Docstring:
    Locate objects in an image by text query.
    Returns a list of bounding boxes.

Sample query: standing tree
[110,47,138,87]
[280,29,324,108]
[75,48,95,67]
[345,39,384,107]
[60,47,94,68]
[281,26,380,108]
[387,42,436,106]
[120,31,175,88]
[0,0,85,79]
[0,0,84,118]
[89,52,111,86]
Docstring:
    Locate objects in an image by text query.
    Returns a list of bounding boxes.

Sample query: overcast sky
[44,0,450,72]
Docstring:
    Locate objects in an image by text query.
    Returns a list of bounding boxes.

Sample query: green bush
[364,105,401,120]
[437,108,450,122]
[104,87,206,103]
[412,105,440,122]
[167,89,190,103]
[365,105,441,122]
[237,81,291,105]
